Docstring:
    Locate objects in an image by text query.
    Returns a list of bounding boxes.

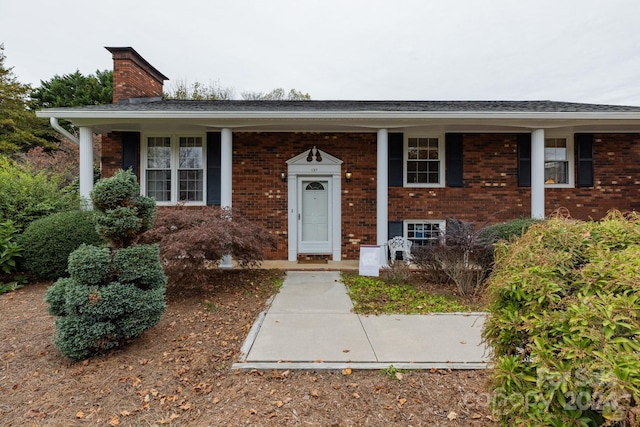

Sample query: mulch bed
[1,270,497,426]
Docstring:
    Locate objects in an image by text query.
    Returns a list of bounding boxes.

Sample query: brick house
[37,47,640,264]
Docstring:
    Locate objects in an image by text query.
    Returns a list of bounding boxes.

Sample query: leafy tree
[241,88,311,100]
[29,69,112,134]
[30,69,112,109]
[164,79,311,101]
[164,78,234,100]
[140,206,277,290]
[0,44,58,154]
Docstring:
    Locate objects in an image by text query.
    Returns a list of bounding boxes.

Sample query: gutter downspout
[50,117,101,162]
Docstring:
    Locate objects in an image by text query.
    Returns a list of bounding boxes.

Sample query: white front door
[299,179,331,253]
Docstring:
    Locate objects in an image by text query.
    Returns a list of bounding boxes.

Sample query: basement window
[404,220,445,246]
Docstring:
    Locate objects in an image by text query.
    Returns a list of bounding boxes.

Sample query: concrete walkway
[233,271,490,370]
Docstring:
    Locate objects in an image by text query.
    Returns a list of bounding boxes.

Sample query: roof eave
[35,110,640,121]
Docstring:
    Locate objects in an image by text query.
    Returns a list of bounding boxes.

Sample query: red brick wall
[100,131,640,260]
[390,133,640,225]
[101,132,123,178]
[231,132,378,260]
[549,133,640,218]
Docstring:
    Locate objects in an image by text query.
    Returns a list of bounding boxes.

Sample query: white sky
[2,0,640,105]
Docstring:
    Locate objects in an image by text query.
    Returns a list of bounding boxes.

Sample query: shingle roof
[46,99,640,113]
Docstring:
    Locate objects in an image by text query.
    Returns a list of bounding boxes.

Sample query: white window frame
[141,133,207,206]
[404,220,446,246]
[404,134,445,187]
[544,135,574,188]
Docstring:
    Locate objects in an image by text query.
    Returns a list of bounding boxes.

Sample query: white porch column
[79,127,94,209]
[377,129,389,266]
[531,129,545,219]
[220,128,233,268]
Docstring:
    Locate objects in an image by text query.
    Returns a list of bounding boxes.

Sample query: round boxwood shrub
[19,210,104,280]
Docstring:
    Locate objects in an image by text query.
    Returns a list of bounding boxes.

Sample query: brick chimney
[105,47,168,103]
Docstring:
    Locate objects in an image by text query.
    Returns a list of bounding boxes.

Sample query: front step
[297,254,330,264]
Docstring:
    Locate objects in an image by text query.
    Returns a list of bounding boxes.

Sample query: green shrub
[139,205,276,289]
[481,217,541,242]
[20,210,103,280]
[0,156,79,230]
[483,211,640,426]
[0,219,25,293]
[91,170,156,248]
[45,169,166,360]
[411,219,494,296]
[0,219,22,274]
[67,244,112,286]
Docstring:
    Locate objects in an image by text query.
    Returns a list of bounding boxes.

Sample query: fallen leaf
[120,410,131,416]
[76,411,85,419]
[397,398,407,408]
[342,368,352,376]
[459,340,467,344]
[24,409,45,419]
[342,349,350,353]
[472,413,482,419]
[275,400,284,408]
[447,411,457,420]
[395,372,404,381]
[352,392,360,399]
[311,389,320,397]
[109,415,120,426]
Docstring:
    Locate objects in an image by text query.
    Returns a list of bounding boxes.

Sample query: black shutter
[576,134,594,187]
[388,221,403,239]
[121,132,140,177]
[388,133,404,187]
[388,220,404,260]
[445,133,463,187]
[517,133,532,187]
[206,132,221,206]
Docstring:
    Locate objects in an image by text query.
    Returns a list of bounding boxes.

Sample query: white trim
[286,148,343,261]
[140,132,207,206]
[78,127,94,208]
[298,178,332,254]
[403,219,446,245]
[531,129,545,219]
[36,109,640,121]
[403,133,445,188]
[220,128,232,208]
[377,129,388,246]
[544,135,574,188]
